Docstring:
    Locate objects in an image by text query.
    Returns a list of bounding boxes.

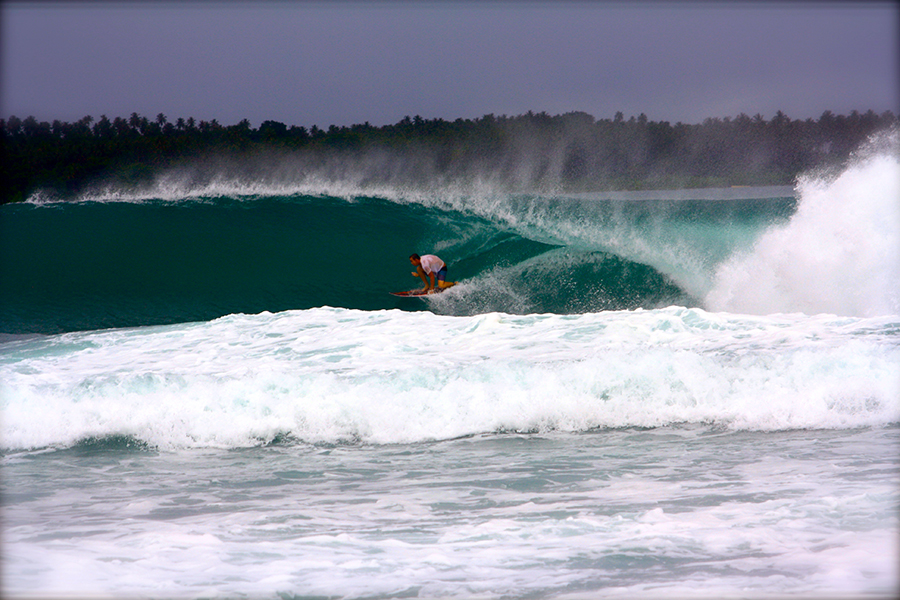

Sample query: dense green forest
[1,109,896,204]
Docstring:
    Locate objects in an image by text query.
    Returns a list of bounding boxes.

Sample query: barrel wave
[0,187,798,335]
[4,126,898,335]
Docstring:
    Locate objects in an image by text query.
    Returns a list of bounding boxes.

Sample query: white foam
[3,427,897,598]
[2,307,897,451]
[707,129,900,317]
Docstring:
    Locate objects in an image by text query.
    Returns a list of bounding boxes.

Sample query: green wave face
[0,191,794,334]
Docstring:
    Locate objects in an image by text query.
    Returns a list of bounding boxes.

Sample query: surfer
[409,253,455,293]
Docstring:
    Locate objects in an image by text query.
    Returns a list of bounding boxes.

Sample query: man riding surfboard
[409,253,455,293]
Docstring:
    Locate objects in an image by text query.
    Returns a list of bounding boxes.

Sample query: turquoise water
[0,189,794,334]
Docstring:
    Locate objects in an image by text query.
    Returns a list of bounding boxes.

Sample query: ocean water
[1,132,899,599]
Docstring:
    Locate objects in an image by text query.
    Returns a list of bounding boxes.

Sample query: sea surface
[1,134,898,599]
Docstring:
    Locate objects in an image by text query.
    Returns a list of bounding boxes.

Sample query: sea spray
[7,127,897,326]
[706,128,900,317]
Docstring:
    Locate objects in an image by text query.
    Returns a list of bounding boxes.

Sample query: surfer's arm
[412,265,430,290]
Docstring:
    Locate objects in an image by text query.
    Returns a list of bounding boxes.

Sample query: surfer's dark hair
[410,253,420,260]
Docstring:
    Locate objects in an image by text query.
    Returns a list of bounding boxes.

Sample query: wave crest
[706,128,900,317]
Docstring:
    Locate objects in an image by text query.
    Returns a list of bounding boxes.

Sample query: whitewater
[1,131,898,599]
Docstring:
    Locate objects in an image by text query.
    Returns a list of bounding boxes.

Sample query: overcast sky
[2,1,897,128]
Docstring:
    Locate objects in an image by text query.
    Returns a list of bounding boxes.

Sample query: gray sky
[2,1,897,128]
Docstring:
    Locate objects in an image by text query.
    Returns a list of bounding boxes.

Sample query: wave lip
[2,307,897,452]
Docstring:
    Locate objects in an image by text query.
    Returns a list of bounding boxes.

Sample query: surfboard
[391,282,456,297]
[390,288,444,297]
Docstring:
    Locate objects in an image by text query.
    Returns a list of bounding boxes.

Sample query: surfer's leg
[436,267,454,288]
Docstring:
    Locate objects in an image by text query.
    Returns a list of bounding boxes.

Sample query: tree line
[1,108,895,204]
